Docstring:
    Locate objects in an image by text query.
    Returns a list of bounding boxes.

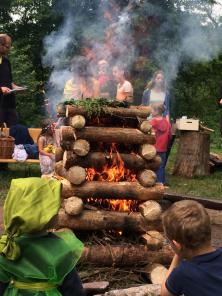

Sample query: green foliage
[64,98,129,117]
[9,43,45,126]
[172,57,222,146]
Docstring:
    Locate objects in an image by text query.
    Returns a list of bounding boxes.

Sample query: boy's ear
[172,240,182,251]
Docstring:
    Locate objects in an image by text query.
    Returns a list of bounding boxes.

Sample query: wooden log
[163,192,222,211]
[65,104,151,119]
[61,140,73,151]
[83,281,109,296]
[95,284,160,296]
[55,147,64,162]
[96,285,160,296]
[80,244,173,266]
[64,196,84,215]
[57,103,66,116]
[61,126,155,145]
[141,231,164,250]
[137,170,156,187]
[140,144,156,160]
[173,131,210,177]
[55,161,67,177]
[146,263,168,285]
[66,166,86,185]
[57,209,162,232]
[139,120,152,134]
[69,115,86,129]
[63,151,161,171]
[73,139,90,156]
[139,201,162,221]
[62,181,164,200]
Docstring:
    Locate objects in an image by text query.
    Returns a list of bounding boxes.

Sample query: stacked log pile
[55,102,171,284]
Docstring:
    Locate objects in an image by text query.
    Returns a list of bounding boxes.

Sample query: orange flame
[86,143,138,212]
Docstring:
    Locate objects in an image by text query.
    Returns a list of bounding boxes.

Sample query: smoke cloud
[42,0,222,108]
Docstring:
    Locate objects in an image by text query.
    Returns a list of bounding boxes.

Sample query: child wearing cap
[0,177,84,296]
[161,200,222,296]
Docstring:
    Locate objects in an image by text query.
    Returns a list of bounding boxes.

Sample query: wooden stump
[173,131,210,177]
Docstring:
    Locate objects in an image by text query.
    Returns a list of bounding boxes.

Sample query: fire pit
[54,100,173,290]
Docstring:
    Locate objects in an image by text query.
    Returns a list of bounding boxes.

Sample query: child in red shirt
[149,103,171,184]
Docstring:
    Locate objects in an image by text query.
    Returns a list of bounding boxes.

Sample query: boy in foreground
[161,200,222,296]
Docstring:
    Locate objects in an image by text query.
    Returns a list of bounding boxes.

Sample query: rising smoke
[42,0,222,107]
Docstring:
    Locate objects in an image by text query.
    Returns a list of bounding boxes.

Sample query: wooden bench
[0,128,41,164]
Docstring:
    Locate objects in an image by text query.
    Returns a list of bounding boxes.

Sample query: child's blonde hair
[162,200,211,250]
[151,103,165,116]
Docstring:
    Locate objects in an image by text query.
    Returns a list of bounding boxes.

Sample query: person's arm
[38,137,54,158]
[161,254,182,296]
[164,93,170,122]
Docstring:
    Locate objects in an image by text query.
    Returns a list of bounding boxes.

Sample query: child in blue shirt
[161,200,222,296]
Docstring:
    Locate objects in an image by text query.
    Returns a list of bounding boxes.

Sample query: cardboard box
[176,118,199,131]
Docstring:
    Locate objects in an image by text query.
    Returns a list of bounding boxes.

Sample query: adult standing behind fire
[112,65,133,103]
[63,56,100,100]
[142,70,170,121]
[0,34,23,127]
[97,59,115,99]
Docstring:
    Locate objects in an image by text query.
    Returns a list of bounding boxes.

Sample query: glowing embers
[86,143,138,212]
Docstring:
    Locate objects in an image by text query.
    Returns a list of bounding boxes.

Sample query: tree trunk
[63,151,161,171]
[173,131,210,177]
[139,144,157,160]
[80,244,173,266]
[61,126,155,145]
[62,181,164,200]
[137,170,156,187]
[57,209,162,232]
[66,166,86,185]
[64,196,84,215]
[73,139,90,156]
[65,105,151,119]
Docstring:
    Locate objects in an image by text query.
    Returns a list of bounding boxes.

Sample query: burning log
[62,181,164,200]
[61,126,155,145]
[139,144,156,160]
[55,147,64,162]
[65,105,151,119]
[57,209,162,232]
[66,166,86,185]
[63,151,161,171]
[64,196,84,215]
[80,244,173,266]
[137,170,156,187]
[139,201,162,221]
[73,139,90,156]
[146,263,168,285]
[68,115,86,129]
[139,120,152,134]
[141,231,164,250]
[96,284,160,296]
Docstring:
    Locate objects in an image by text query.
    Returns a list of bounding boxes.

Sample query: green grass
[165,142,222,199]
[0,164,40,203]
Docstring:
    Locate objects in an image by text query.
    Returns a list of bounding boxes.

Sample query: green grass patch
[165,142,222,199]
[0,164,40,203]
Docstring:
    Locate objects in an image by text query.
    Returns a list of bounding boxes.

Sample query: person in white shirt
[112,65,133,103]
